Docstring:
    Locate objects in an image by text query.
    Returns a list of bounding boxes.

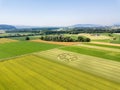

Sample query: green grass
[0,55,119,90]
[10,36,41,41]
[92,39,111,43]
[111,40,120,44]
[10,37,28,41]
[110,33,120,44]
[0,41,61,60]
[63,34,78,39]
[60,46,120,62]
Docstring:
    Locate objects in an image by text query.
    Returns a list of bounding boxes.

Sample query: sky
[0,0,120,26]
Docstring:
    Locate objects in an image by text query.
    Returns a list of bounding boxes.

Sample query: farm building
[0,30,6,34]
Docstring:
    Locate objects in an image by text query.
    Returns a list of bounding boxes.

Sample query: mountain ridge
[0,24,16,30]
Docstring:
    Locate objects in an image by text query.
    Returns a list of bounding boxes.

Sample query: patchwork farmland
[0,38,120,90]
[1,0,120,89]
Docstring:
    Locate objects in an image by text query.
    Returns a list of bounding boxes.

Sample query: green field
[0,38,120,90]
[60,45,120,62]
[0,55,119,90]
[83,43,120,49]
[0,41,61,60]
[10,36,41,41]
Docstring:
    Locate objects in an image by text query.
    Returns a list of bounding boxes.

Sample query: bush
[25,36,30,40]
[78,36,84,42]
[40,35,91,42]
[84,38,91,42]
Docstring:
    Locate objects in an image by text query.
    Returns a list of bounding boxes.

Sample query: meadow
[0,41,61,60]
[9,36,41,41]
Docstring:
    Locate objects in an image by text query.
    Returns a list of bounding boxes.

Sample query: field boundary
[91,42,120,46]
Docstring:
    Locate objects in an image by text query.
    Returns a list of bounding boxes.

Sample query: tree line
[41,28,120,35]
[6,27,120,35]
[40,35,91,42]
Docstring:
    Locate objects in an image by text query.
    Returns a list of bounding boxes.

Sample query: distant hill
[15,25,62,29]
[70,24,103,28]
[0,24,16,30]
[15,25,41,29]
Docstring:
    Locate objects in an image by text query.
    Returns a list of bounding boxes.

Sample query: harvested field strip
[0,38,17,44]
[76,44,120,52]
[91,42,120,46]
[31,39,80,46]
[78,34,111,40]
[83,43,120,49]
[61,46,120,62]
[0,55,119,89]
[34,49,120,83]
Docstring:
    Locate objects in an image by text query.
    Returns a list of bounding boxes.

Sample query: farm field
[63,33,120,44]
[1,0,120,89]
[0,41,61,60]
[78,33,111,40]
[34,49,120,83]
[90,41,120,46]
[83,43,120,49]
[111,33,120,44]
[10,36,41,41]
[61,44,120,62]
[0,37,120,90]
[0,38,17,44]
[76,44,120,52]
[0,55,119,90]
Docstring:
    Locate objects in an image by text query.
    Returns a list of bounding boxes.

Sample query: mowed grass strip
[35,49,120,83]
[75,44,120,52]
[83,43,120,49]
[0,55,119,90]
[60,46,120,62]
[0,41,62,60]
[90,42,120,46]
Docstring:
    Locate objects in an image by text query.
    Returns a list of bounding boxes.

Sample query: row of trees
[40,35,91,42]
